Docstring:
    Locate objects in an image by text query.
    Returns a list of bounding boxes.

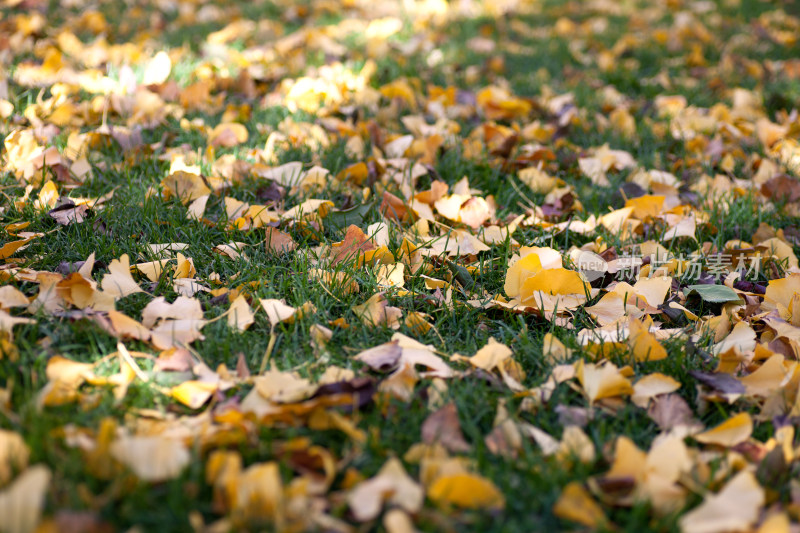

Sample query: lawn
[1,0,800,531]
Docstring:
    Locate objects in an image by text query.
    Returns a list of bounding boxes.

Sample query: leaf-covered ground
[2,0,800,531]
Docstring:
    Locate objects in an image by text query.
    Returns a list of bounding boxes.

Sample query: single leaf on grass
[108,310,150,341]
[228,462,284,523]
[331,225,376,265]
[227,295,255,332]
[0,286,29,310]
[325,202,375,230]
[521,267,590,296]
[679,471,764,533]
[186,194,209,221]
[347,458,424,521]
[632,373,681,408]
[404,311,432,336]
[428,472,505,510]
[264,227,297,254]
[353,293,402,329]
[110,434,190,482]
[149,319,206,350]
[0,465,50,533]
[0,236,35,260]
[376,262,405,288]
[141,296,204,328]
[628,317,668,362]
[553,481,607,528]
[0,430,29,486]
[694,412,753,447]
[686,284,743,304]
[468,337,512,371]
[647,394,699,431]
[354,341,402,372]
[576,360,633,404]
[48,201,89,225]
[421,403,471,453]
[170,380,217,409]
[161,171,211,204]
[174,253,196,278]
[134,259,171,282]
[0,310,35,339]
[100,254,144,298]
[259,299,315,327]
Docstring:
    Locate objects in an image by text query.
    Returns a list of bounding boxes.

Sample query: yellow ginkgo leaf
[0,430,29,486]
[100,254,144,298]
[0,465,51,533]
[679,471,764,533]
[170,380,217,409]
[521,268,589,298]
[227,295,255,332]
[428,472,505,510]
[628,317,668,362]
[553,481,607,528]
[576,360,634,404]
[110,433,190,482]
[504,252,543,298]
[694,412,752,447]
[631,372,680,408]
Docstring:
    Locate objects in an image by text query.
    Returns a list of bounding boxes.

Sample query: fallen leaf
[421,403,471,453]
[553,481,607,528]
[110,433,190,482]
[427,472,505,510]
[0,465,51,533]
[100,254,144,298]
[694,412,753,447]
[347,458,424,521]
[679,471,764,533]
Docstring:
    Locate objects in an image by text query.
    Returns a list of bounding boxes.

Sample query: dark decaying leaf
[48,202,89,226]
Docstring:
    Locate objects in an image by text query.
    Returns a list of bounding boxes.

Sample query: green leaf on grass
[325,202,375,230]
[686,284,743,304]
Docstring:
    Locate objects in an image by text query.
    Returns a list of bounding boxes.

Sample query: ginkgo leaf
[264,227,297,254]
[421,403,471,453]
[632,373,681,408]
[679,471,764,533]
[108,310,151,341]
[170,380,217,409]
[101,254,144,298]
[427,472,505,510]
[553,481,607,528]
[628,317,668,362]
[0,465,51,533]
[347,458,424,521]
[576,360,634,404]
[0,287,29,310]
[468,337,512,371]
[110,434,190,482]
[134,259,171,282]
[227,295,255,332]
[694,412,752,447]
[520,267,589,297]
[142,50,171,85]
[0,430,29,486]
[228,462,284,522]
[353,293,402,329]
